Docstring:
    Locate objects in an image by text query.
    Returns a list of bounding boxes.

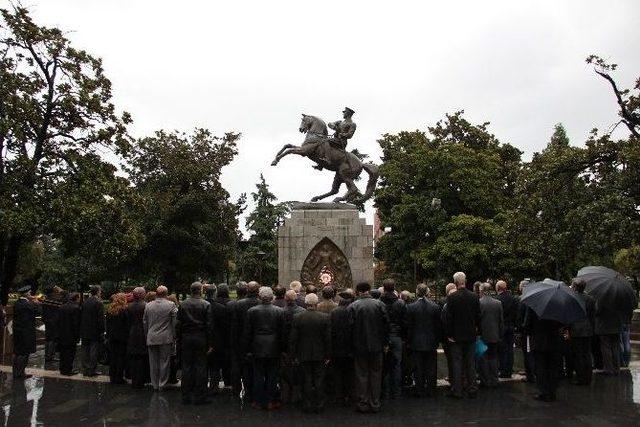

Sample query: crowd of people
[5,272,636,413]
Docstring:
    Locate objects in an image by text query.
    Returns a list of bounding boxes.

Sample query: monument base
[277,202,374,288]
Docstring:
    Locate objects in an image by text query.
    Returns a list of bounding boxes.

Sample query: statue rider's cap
[343,107,355,116]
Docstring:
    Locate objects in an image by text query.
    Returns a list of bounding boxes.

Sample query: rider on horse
[314,107,356,170]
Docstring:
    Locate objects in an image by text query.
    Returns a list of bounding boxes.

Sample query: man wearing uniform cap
[12,285,40,379]
[315,107,358,171]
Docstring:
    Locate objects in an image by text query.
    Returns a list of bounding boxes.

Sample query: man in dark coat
[495,280,518,378]
[244,286,284,410]
[478,283,504,388]
[595,295,623,376]
[523,306,563,402]
[227,281,247,397]
[281,289,305,404]
[127,287,148,388]
[233,281,260,402]
[57,292,81,376]
[290,293,331,413]
[379,279,406,399]
[41,286,62,362]
[517,280,536,382]
[273,286,287,308]
[348,281,390,413]
[12,286,40,379]
[209,283,232,393]
[569,278,596,385]
[178,282,213,404]
[80,285,105,377]
[331,288,354,404]
[405,284,441,397]
[445,272,480,399]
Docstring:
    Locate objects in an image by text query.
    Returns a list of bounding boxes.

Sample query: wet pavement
[1,356,639,426]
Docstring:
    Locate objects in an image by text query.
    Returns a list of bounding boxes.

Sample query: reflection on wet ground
[1,361,639,426]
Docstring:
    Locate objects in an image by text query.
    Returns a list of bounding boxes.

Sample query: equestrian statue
[271,107,378,205]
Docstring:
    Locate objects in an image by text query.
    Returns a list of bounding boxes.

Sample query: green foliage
[125,129,241,292]
[237,175,290,284]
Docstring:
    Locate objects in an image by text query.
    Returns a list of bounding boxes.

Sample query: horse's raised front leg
[311,174,342,202]
[271,145,298,166]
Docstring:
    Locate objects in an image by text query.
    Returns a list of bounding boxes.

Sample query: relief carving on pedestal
[300,237,352,288]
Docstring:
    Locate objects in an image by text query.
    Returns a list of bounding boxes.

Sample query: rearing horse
[271,114,378,204]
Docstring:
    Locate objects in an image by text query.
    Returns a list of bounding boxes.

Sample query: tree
[0,5,131,303]
[374,112,522,284]
[125,129,240,291]
[237,174,289,284]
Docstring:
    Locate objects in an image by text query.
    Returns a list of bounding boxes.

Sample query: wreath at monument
[318,266,335,287]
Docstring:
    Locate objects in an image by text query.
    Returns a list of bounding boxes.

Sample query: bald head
[285,289,297,303]
[495,280,507,293]
[289,281,302,293]
[445,283,457,296]
[247,281,260,296]
[133,287,146,300]
[156,285,168,298]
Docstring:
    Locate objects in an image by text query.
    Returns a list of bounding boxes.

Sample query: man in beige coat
[144,285,177,391]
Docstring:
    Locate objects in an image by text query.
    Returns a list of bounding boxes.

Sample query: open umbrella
[577,266,637,314]
[520,279,586,325]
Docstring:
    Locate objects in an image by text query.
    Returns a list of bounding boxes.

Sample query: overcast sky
[27,0,640,232]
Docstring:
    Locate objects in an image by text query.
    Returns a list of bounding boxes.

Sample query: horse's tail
[360,162,379,202]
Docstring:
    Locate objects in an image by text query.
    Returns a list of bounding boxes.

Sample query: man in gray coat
[144,285,177,391]
[478,283,503,388]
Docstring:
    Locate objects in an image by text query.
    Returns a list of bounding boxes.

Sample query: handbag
[475,337,488,359]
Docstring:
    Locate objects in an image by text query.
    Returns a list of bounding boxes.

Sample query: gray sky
[29,0,640,233]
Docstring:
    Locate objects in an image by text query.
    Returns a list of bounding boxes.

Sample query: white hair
[289,281,302,292]
[480,282,492,294]
[453,272,466,287]
[258,286,274,302]
[304,293,319,306]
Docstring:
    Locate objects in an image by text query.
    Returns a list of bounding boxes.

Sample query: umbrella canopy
[520,279,586,325]
[577,266,637,315]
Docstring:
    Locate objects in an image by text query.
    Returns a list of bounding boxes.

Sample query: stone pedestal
[278,202,374,288]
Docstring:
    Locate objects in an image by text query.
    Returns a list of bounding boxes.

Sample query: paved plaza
[1,350,639,426]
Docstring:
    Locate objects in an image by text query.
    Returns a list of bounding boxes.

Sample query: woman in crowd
[106,292,129,384]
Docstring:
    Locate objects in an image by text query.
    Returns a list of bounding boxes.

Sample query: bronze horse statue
[271,114,378,204]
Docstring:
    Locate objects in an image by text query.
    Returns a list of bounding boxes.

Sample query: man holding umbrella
[568,278,595,385]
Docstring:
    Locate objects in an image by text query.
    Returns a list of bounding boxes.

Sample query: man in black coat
[281,289,305,404]
[290,293,331,413]
[349,281,390,413]
[243,286,284,410]
[405,284,442,397]
[445,272,480,399]
[227,281,247,397]
[127,287,148,388]
[523,306,563,402]
[379,279,406,400]
[80,285,105,377]
[178,282,213,405]
[495,280,518,378]
[41,286,62,362]
[12,285,40,379]
[517,280,536,382]
[331,288,354,404]
[209,283,232,393]
[233,281,260,402]
[569,278,596,385]
[57,292,81,375]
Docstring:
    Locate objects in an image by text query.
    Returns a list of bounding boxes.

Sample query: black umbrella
[577,266,637,314]
[520,279,586,325]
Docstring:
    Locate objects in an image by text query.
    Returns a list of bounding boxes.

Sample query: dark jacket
[57,302,81,346]
[405,297,442,352]
[569,292,595,338]
[273,298,286,308]
[42,297,62,341]
[445,288,480,342]
[106,309,129,344]
[330,299,353,357]
[479,295,504,344]
[290,310,331,362]
[496,291,519,329]
[348,295,390,353]
[177,296,212,344]
[232,295,259,354]
[594,301,623,335]
[523,306,562,352]
[126,300,147,355]
[80,296,105,342]
[243,303,284,359]
[211,296,231,354]
[12,298,38,355]
[380,292,406,338]
[283,302,305,351]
